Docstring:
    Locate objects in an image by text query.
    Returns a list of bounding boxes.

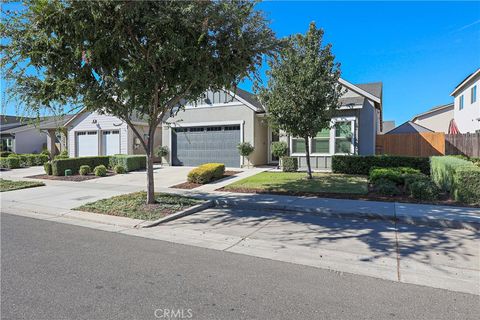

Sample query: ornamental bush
[79,165,91,176]
[114,165,126,174]
[409,179,439,201]
[430,156,473,191]
[453,166,480,205]
[187,163,225,184]
[109,155,146,172]
[51,156,110,176]
[94,165,107,177]
[44,162,52,175]
[332,155,430,176]
[0,151,13,157]
[373,178,401,196]
[0,156,20,169]
[369,167,421,185]
[271,141,288,159]
[281,156,298,172]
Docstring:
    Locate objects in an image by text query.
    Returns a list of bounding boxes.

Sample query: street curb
[213,199,480,231]
[138,200,215,228]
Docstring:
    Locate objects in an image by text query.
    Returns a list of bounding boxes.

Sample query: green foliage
[237,142,255,157]
[0,151,13,157]
[0,179,44,192]
[373,178,401,196]
[94,165,107,177]
[408,179,439,201]
[109,155,146,172]
[4,153,48,167]
[79,165,91,176]
[187,163,225,184]
[403,172,429,192]
[155,146,169,158]
[271,141,288,159]
[369,167,421,185]
[282,156,298,172]
[114,165,126,174]
[44,162,52,175]
[453,166,480,205]
[332,155,430,176]
[54,150,69,160]
[430,156,474,191]
[0,156,20,169]
[51,156,110,176]
[40,149,50,157]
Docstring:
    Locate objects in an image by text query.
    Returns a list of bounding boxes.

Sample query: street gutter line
[394,203,401,282]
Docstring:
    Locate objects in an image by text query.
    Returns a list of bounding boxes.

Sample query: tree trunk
[304,137,313,179]
[146,125,156,204]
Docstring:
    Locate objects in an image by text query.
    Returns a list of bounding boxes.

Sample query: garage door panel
[76,131,98,157]
[102,130,120,155]
[172,125,240,167]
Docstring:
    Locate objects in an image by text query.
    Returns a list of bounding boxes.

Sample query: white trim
[64,108,87,127]
[338,104,363,110]
[338,78,381,104]
[450,68,480,96]
[184,102,246,110]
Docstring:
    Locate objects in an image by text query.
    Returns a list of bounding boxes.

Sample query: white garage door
[76,131,98,157]
[102,130,120,155]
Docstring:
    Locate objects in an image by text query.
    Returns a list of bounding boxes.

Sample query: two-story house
[450,68,480,133]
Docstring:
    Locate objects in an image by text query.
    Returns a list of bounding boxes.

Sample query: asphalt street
[1,213,478,320]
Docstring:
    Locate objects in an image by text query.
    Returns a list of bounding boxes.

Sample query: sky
[2,1,480,125]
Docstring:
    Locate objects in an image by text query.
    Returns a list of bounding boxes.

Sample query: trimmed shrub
[430,156,474,192]
[55,150,69,160]
[155,146,169,164]
[44,162,52,175]
[409,179,439,201]
[373,178,401,196]
[109,155,146,172]
[79,165,91,176]
[51,156,110,176]
[0,151,13,157]
[369,167,421,185]
[453,166,480,205]
[10,153,27,167]
[0,156,20,169]
[403,172,429,192]
[271,141,288,159]
[332,155,430,175]
[282,156,298,172]
[187,163,225,184]
[6,153,48,167]
[114,165,126,174]
[94,165,107,177]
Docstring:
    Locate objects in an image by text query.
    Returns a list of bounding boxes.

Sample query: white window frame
[471,85,477,104]
[290,116,356,156]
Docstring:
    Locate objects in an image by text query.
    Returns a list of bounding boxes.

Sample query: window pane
[312,139,329,153]
[335,139,352,154]
[316,128,330,138]
[292,138,305,153]
[335,122,352,138]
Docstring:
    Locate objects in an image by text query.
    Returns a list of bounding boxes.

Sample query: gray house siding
[358,99,377,155]
[13,129,47,154]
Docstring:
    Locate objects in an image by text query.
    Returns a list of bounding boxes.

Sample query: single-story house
[385,121,433,134]
[46,78,383,169]
[411,103,454,133]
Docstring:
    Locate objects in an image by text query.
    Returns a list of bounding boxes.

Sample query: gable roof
[356,82,383,99]
[232,88,264,112]
[1,115,74,134]
[411,103,454,122]
[385,121,434,134]
[338,78,382,104]
[450,68,480,96]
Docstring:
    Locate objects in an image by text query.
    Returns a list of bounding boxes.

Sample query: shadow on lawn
[172,206,478,271]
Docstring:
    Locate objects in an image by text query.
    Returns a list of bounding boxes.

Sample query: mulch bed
[218,186,479,208]
[170,170,241,190]
[27,172,115,182]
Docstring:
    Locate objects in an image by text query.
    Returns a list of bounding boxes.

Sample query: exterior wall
[13,129,47,154]
[67,112,128,157]
[128,125,162,157]
[453,76,480,133]
[413,107,454,133]
[163,103,267,166]
[358,99,376,155]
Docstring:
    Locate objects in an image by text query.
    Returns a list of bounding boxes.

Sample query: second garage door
[172,125,241,167]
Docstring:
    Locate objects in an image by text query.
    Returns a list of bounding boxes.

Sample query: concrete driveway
[151,207,479,295]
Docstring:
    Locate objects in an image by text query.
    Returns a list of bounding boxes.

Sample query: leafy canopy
[258,22,343,139]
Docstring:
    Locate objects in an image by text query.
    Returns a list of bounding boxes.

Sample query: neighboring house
[0,115,46,153]
[384,121,433,134]
[50,78,383,169]
[63,111,162,158]
[379,120,395,134]
[450,68,480,133]
[411,103,454,133]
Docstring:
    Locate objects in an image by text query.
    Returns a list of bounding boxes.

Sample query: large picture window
[312,128,330,153]
[334,121,353,154]
[292,137,306,153]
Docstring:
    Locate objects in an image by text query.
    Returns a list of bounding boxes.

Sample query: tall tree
[258,22,343,179]
[1,0,278,203]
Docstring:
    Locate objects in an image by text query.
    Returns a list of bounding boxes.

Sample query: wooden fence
[376,133,445,157]
[445,133,480,158]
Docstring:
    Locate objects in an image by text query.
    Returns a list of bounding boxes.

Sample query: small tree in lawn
[1,1,278,204]
[271,141,288,169]
[155,146,169,167]
[237,142,255,168]
[258,22,344,179]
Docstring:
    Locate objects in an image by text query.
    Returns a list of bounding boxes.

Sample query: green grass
[224,172,368,195]
[0,179,45,192]
[75,192,204,221]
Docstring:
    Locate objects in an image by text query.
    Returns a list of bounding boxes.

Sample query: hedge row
[332,155,430,175]
[0,156,20,169]
[431,156,480,204]
[0,153,49,167]
[52,156,110,176]
[109,155,146,172]
[188,163,225,184]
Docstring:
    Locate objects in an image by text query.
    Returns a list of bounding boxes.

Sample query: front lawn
[0,179,45,192]
[223,172,368,195]
[75,192,204,221]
